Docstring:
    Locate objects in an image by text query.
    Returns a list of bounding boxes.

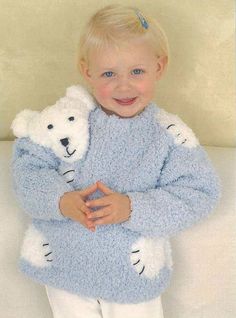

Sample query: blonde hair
[78,4,170,71]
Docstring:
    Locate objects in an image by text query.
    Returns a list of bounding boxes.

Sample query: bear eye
[68,116,75,121]
[47,124,53,130]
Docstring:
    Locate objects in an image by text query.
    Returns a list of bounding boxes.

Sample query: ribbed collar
[90,102,157,127]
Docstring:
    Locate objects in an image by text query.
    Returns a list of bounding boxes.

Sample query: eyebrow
[99,68,116,71]
[131,65,146,68]
[99,65,146,71]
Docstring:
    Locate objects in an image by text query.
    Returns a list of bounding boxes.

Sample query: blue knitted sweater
[12,103,220,303]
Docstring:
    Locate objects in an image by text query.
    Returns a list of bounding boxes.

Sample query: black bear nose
[60,138,69,147]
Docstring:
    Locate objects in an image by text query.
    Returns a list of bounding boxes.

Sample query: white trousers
[46,285,164,318]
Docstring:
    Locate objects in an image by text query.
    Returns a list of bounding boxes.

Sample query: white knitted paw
[21,225,53,267]
[156,109,199,148]
[130,237,173,279]
[58,165,75,184]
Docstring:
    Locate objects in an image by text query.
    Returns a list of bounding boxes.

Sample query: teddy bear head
[11,85,96,163]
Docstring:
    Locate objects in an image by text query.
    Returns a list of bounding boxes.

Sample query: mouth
[113,97,137,106]
[64,147,76,158]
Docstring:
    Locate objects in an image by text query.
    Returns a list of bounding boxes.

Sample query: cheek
[136,80,155,97]
[94,83,113,100]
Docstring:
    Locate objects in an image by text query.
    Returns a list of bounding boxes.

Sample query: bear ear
[11,109,39,138]
[66,85,95,111]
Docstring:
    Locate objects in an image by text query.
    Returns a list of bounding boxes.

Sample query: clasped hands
[59,181,131,232]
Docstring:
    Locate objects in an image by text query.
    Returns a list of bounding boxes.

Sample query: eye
[47,124,53,130]
[102,71,114,78]
[131,68,144,75]
[68,116,75,121]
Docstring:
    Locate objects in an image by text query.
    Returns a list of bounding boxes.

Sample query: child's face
[81,38,167,118]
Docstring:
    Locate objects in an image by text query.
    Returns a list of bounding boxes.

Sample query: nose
[60,138,69,147]
[117,74,131,89]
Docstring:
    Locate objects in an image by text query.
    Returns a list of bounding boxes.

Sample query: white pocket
[21,225,53,267]
[130,237,173,279]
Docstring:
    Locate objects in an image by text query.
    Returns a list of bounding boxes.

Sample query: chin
[118,107,146,118]
[101,102,146,118]
[119,112,138,118]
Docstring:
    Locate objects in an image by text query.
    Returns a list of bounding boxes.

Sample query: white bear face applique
[30,102,90,163]
[11,85,96,163]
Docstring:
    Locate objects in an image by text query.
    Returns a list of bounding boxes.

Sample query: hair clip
[136,11,149,29]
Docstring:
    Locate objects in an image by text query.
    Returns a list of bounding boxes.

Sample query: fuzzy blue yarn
[12,103,221,303]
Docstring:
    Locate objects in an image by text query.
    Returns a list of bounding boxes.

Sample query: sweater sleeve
[122,144,221,238]
[12,138,73,220]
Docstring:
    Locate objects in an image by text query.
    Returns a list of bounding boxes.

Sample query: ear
[66,84,95,111]
[79,60,93,83]
[11,109,39,138]
[156,55,168,80]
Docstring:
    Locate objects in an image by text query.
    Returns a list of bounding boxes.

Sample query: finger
[87,206,111,219]
[81,216,95,232]
[70,210,87,224]
[86,219,96,232]
[96,181,114,195]
[93,215,113,226]
[68,209,90,227]
[79,183,98,198]
[79,203,91,215]
[86,196,111,208]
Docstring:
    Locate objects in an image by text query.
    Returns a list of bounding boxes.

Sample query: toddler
[12,4,221,318]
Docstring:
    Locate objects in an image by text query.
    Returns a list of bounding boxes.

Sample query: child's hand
[59,183,97,231]
[85,181,131,226]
